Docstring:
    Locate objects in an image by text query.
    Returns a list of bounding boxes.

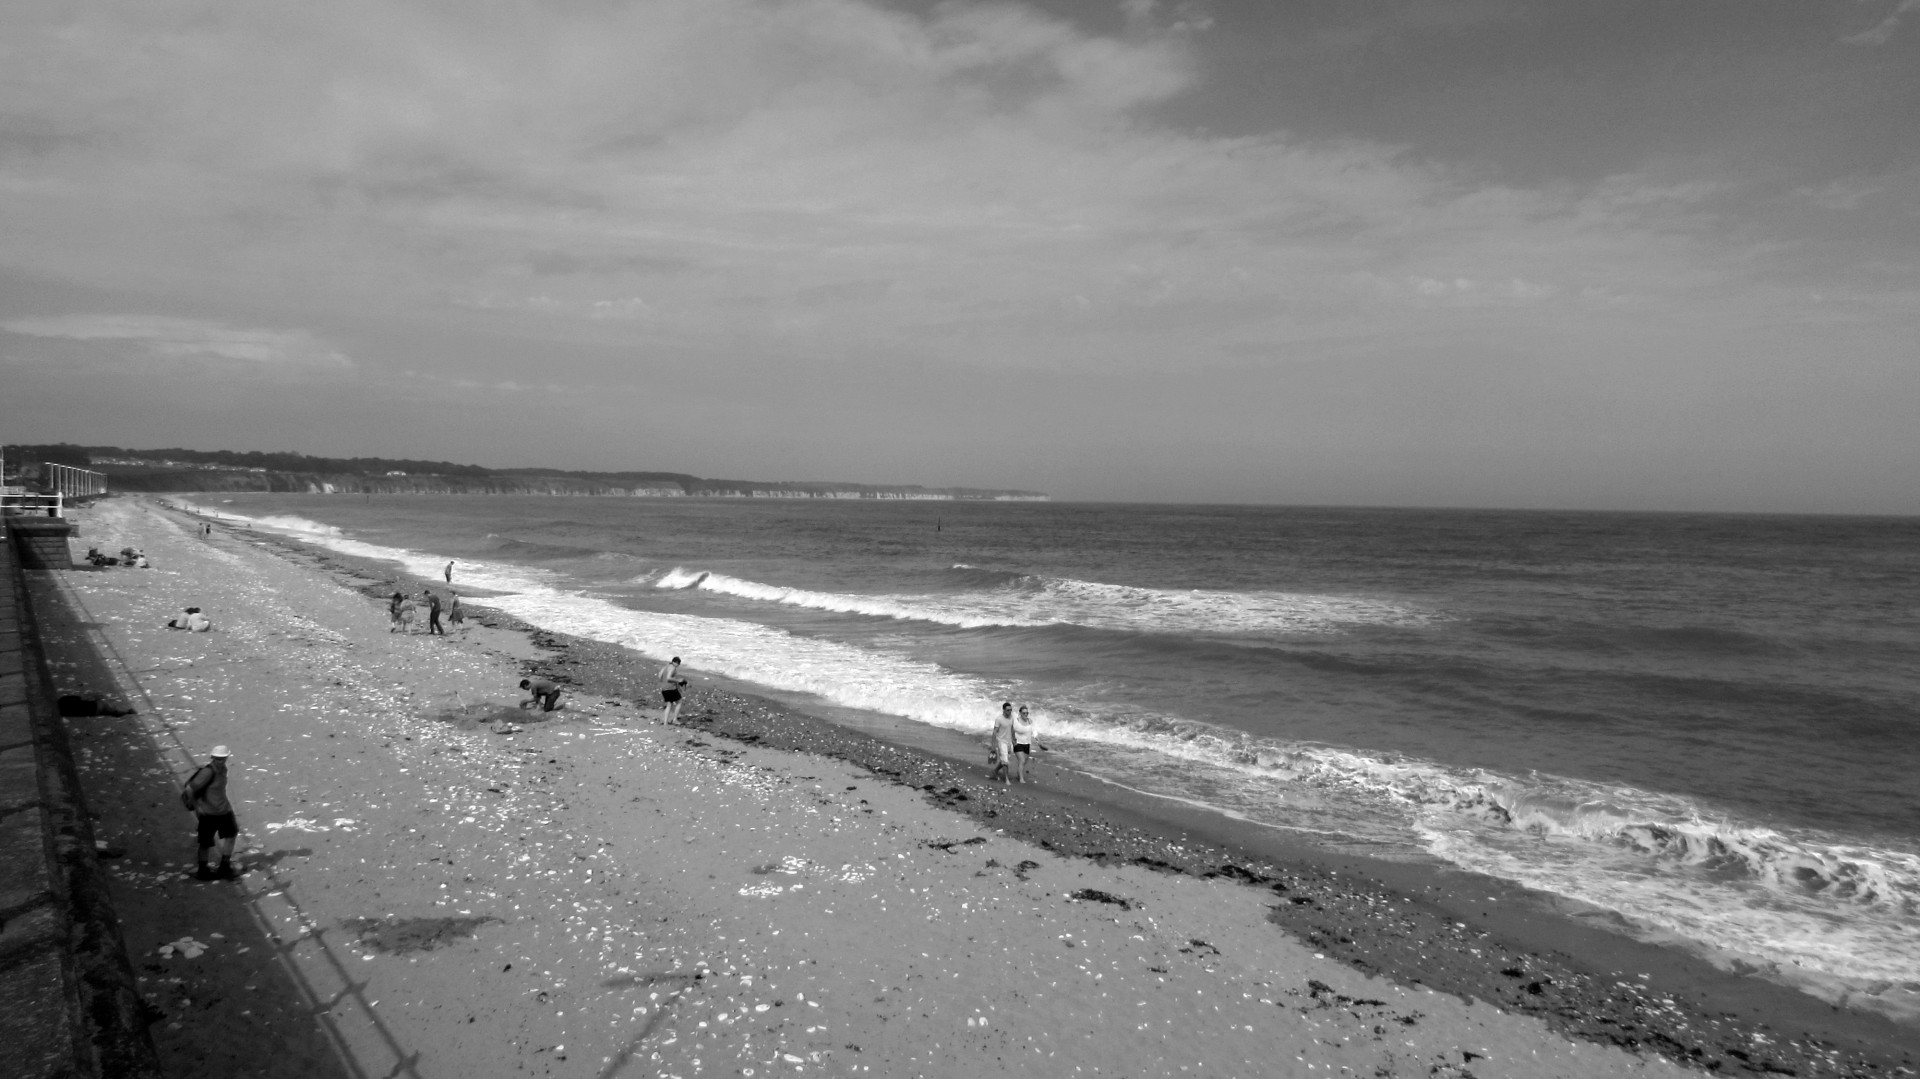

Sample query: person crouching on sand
[1012,704,1038,783]
[990,701,1015,784]
[659,657,691,724]
[520,677,563,712]
[183,746,239,880]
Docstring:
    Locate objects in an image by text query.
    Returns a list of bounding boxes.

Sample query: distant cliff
[96,465,1048,501]
[1,444,1047,500]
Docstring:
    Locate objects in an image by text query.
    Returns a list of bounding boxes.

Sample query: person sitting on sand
[658,656,690,724]
[166,607,212,631]
[520,677,563,712]
[990,701,1015,784]
[1012,704,1037,783]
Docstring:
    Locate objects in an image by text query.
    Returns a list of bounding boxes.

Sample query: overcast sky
[3,0,1916,511]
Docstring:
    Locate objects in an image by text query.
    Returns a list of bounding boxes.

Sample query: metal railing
[0,490,65,517]
[47,463,107,499]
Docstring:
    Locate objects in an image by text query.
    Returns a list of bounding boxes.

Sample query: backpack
[179,766,211,811]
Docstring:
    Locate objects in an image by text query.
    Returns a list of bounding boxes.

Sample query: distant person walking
[989,702,1015,784]
[444,560,455,583]
[425,589,444,635]
[1012,704,1037,783]
[182,746,239,880]
[659,657,690,725]
[520,677,563,712]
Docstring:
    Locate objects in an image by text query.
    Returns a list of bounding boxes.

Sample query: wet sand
[30,496,1917,1078]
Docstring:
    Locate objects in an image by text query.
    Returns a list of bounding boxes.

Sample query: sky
[2,0,1916,511]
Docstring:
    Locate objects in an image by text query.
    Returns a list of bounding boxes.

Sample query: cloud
[0,1,1902,400]
[3,315,352,368]
[1845,0,1920,45]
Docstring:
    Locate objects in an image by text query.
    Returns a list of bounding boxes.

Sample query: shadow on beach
[25,569,406,1079]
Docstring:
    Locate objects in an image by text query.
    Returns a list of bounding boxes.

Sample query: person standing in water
[658,656,690,725]
[989,702,1016,784]
[444,560,455,583]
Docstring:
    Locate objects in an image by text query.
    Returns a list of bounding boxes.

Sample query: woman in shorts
[1011,704,1037,783]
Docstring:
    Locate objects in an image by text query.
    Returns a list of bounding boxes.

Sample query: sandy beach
[23,496,1911,1079]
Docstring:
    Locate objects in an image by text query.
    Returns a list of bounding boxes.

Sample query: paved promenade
[0,515,159,1078]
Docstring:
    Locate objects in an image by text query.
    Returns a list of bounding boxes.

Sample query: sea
[173,494,1920,1012]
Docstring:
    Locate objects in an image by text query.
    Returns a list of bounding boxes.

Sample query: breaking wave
[650,566,1435,637]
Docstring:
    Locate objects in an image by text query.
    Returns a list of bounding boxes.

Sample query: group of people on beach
[85,545,148,568]
[517,655,692,725]
[388,588,462,635]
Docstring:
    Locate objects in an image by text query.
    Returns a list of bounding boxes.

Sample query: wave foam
[654,565,1435,637]
[173,500,344,537]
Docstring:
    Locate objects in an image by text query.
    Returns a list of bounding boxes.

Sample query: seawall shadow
[23,570,406,1079]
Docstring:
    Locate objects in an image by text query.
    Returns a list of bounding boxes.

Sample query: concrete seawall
[0,516,161,1078]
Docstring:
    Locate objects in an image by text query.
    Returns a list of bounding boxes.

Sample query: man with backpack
[181,746,239,880]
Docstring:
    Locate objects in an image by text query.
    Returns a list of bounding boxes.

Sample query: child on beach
[990,702,1015,784]
[659,657,690,724]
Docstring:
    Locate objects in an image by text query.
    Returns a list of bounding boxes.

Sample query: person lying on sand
[520,677,563,712]
[659,656,690,724]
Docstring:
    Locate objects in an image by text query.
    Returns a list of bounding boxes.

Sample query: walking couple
[989,701,1039,784]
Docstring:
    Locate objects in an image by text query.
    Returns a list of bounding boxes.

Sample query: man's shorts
[196,812,239,846]
[661,688,682,703]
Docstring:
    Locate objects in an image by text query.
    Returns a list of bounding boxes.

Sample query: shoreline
[203,500,1920,1077]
